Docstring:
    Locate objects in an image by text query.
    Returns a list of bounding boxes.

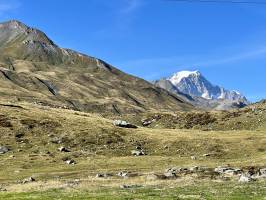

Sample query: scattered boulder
[191,156,197,160]
[165,167,190,175]
[214,166,242,176]
[164,171,177,178]
[117,171,129,178]
[58,146,70,152]
[135,145,142,150]
[251,168,266,180]
[0,146,9,154]
[113,120,137,128]
[239,174,253,183]
[259,168,266,175]
[131,149,145,156]
[117,171,139,178]
[22,177,36,184]
[95,173,112,178]
[189,166,200,172]
[65,159,76,165]
[164,168,179,178]
[142,120,153,127]
[141,115,160,127]
[120,184,143,189]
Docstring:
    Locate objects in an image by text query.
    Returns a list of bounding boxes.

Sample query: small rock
[131,150,145,156]
[117,171,129,178]
[95,173,111,178]
[120,184,142,189]
[239,174,253,183]
[214,166,242,176]
[22,177,36,184]
[65,159,76,165]
[135,145,142,150]
[164,171,177,178]
[189,166,199,172]
[113,120,137,128]
[260,168,266,175]
[203,154,210,157]
[164,168,179,178]
[142,120,153,127]
[224,169,242,176]
[58,146,70,152]
[191,156,197,160]
[0,146,9,154]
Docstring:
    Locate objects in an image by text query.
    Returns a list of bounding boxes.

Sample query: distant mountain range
[154,70,248,110]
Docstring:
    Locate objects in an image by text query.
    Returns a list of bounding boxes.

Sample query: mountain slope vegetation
[0,20,192,114]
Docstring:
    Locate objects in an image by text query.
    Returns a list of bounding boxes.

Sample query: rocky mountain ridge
[0,20,193,114]
[154,70,248,110]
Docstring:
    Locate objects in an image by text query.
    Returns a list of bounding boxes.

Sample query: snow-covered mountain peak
[168,70,200,85]
[166,70,248,103]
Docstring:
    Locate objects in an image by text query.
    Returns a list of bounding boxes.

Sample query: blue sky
[0,0,265,101]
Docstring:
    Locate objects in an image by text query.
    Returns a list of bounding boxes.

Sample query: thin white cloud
[89,0,145,39]
[120,0,142,14]
[193,46,266,67]
[117,45,266,72]
[113,43,266,82]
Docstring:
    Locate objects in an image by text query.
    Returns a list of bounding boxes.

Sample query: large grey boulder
[0,146,9,154]
[113,120,137,128]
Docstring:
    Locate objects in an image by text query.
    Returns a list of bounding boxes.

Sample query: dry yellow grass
[0,101,265,199]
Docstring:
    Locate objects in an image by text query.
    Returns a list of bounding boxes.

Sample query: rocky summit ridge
[0,20,193,114]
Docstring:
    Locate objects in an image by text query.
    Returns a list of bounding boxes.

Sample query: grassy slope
[0,20,193,114]
[0,101,265,199]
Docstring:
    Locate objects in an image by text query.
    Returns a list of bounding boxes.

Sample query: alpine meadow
[0,1,266,199]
